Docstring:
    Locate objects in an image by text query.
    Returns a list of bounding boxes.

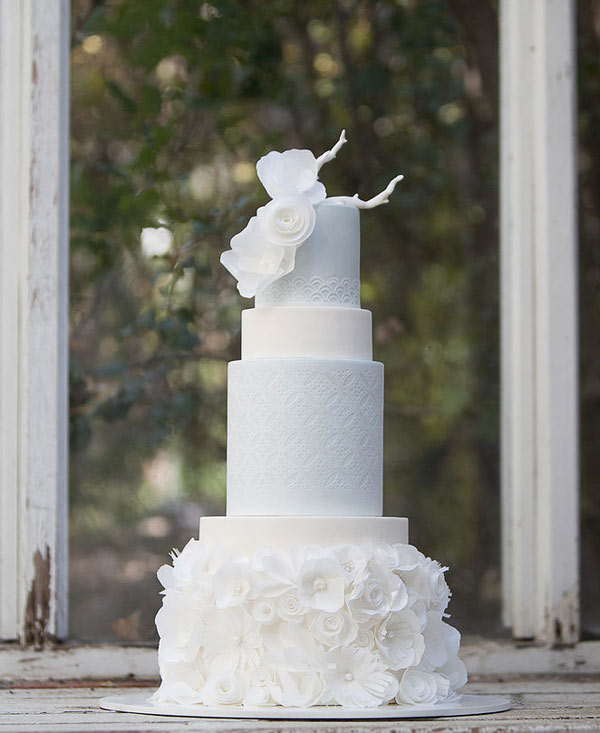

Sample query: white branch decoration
[323,174,404,209]
[316,129,347,170]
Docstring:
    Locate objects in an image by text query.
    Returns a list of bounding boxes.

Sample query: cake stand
[100,692,512,719]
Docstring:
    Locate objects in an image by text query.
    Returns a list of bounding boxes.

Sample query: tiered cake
[154,134,467,709]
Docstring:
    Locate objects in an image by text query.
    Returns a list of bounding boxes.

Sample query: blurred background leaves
[69,0,599,642]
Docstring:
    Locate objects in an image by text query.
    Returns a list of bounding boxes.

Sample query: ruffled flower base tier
[154,539,467,709]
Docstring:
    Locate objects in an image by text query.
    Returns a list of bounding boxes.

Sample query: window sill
[1,639,599,682]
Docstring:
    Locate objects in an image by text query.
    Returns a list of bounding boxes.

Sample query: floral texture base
[153,539,467,709]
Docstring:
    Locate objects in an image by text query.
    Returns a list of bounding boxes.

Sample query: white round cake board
[99,692,512,719]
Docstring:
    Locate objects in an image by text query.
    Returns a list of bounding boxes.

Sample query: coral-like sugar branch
[316,129,347,170]
[324,174,404,209]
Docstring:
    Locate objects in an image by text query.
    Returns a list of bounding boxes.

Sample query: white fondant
[256,204,360,308]
[241,307,372,360]
[199,517,408,555]
[226,359,383,516]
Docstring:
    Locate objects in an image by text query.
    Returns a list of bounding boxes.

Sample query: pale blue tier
[255,204,360,308]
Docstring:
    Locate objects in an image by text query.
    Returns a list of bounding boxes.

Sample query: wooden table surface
[1,676,599,732]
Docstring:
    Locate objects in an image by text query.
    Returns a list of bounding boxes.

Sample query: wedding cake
[153,133,467,709]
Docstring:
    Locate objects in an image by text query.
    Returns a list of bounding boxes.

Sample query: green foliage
[70,0,502,639]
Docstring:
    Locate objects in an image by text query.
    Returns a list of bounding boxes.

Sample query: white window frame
[0,0,595,674]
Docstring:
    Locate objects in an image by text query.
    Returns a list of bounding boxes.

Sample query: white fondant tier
[241,306,372,360]
[199,516,408,555]
[255,204,360,308]
[226,358,383,516]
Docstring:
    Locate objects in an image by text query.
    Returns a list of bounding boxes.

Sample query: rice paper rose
[251,599,277,625]
[348,557,408,621]
[309,609,358,648]
[395,668,439,706]
[220,216,296,298]
[322,646,398,708]
[275,591,307,622]
[202,673,243,706]
[257,194,316,247]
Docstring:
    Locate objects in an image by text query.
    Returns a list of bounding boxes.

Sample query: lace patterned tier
[256,275,360,308]
[226,358,383,516]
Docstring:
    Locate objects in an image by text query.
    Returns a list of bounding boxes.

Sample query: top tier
[255,203,360,308]
[219,131,402,302]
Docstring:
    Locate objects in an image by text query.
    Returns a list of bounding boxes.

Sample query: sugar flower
[202,673,244,706]
[212,561,254,608]
[297,557,347,612]
[375,608,425,670]
[322,646,398,708]
[220,131,403,298]
[396,668,439,706]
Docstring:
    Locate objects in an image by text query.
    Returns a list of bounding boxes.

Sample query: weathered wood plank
[0,0,69,644]
[500,0,579,643]
[2,641,599,683]
[1,679,599,732]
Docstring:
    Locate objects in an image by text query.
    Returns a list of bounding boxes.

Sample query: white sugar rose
[251,599,277,625]
[202,673,243,706]
[355,625,376,651]
[212,561,254,608]
[256,148,326,203]
[322,646,398,708]
[396,668,438,706]
[310,609,358,648]
[220,216,296,298]
[348,558,408,621]
[257,194,316,247]
[375,608,425,670]
[275,591,306,622]
[297,557,348,613]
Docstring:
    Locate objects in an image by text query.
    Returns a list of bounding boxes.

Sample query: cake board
[99,692,512,719]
